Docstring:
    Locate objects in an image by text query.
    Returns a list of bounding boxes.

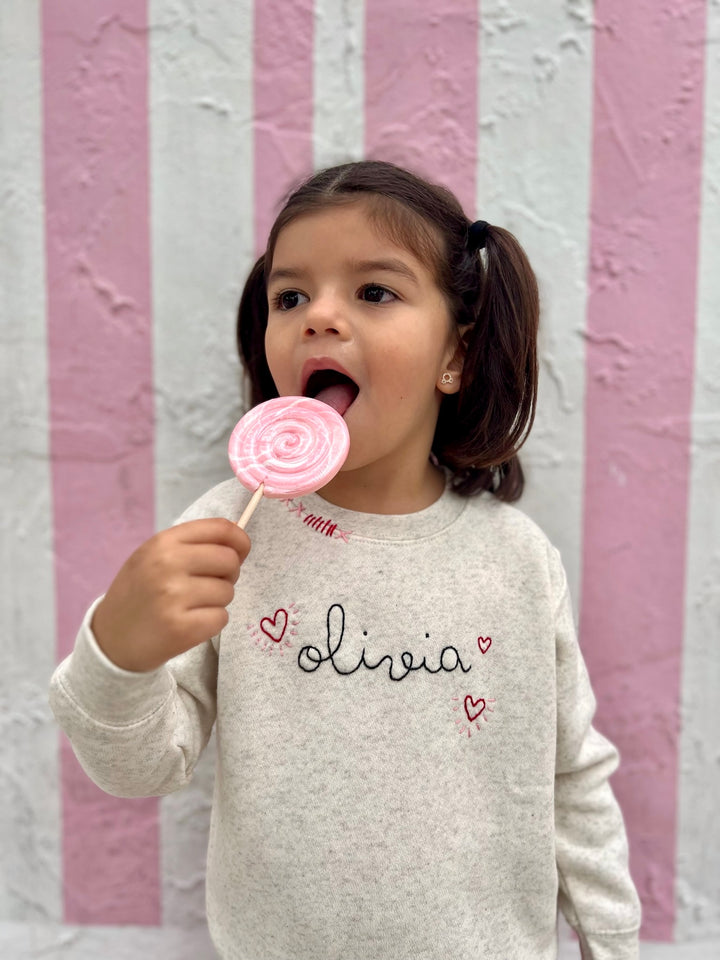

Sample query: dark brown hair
[237,160,539,502]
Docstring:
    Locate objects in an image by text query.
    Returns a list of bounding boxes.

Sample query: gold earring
[441,372,454,385]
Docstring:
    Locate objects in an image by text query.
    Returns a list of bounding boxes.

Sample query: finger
[183,544,242,582]
[176,607,231,650]
[186,575,236,611]
[175,518,251,559]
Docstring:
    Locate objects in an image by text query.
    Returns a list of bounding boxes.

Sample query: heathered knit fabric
[50,479,641,959]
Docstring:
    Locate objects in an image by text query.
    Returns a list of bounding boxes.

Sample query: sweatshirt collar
[279,480,468,543]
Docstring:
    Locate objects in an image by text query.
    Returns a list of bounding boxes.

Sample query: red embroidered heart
[464,695,486,722]
[477,636,492,654]
[260,609,288,643]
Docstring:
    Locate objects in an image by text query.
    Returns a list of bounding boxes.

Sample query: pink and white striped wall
[2,1,718,956]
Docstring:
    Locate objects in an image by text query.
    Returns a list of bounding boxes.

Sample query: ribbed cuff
[579,929,640,960]
[54,597,175,726]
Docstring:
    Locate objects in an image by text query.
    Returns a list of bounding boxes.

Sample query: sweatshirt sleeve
[48,597,218,798]
[550,548,642,960]
[47,481,245,798]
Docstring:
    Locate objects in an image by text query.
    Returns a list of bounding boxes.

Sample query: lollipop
[229,396,350,528]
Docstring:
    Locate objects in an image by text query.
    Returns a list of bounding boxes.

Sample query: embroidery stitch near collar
[283,497,353,542]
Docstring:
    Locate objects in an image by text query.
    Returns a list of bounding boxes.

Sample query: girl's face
[264,202,462,499]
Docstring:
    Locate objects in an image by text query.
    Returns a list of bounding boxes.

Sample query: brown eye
[361,285,394,304]
[272,290,308,311]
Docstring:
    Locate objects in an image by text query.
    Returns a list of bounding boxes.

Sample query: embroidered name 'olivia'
[298,603,471,682]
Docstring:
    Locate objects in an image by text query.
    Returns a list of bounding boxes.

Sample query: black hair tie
[468,219,490,252]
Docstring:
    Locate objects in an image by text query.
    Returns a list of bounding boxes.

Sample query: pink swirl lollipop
[229,396,350,527]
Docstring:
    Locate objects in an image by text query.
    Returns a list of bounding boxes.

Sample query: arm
[551,550,642,960]
[48,515,250,798]
[49,600,217,798]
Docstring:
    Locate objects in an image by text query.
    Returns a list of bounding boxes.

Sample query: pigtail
[436,225,539,502]
[236,254,278,408]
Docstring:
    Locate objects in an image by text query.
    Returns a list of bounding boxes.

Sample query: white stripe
[0,0,61,923]
[148,0,255,928]
[150,0,255,530]
[476,0,593,606]
[313,0,365,169]
[675,0,720,942]
[558,919,720,958]
[0,922,216,958]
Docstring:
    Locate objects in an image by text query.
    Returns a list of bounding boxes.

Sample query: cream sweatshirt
[49,479,641,960]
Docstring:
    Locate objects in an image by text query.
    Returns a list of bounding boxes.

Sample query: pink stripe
[42,1,160,924]
[365,0,478,215]
[253,0,314,250]
[582,0,706,939]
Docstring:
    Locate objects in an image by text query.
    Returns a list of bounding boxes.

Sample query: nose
[302,292,350,339]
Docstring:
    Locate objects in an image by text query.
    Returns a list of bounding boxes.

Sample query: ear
[437,324,470,395]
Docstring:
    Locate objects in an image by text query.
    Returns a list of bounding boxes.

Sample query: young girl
[50,160,641,959]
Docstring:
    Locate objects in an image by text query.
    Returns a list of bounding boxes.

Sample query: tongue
[314,383,356,417]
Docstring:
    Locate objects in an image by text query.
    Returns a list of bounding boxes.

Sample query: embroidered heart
[260,609,288,643]
[477,636,492,654]
[464,695,486,722]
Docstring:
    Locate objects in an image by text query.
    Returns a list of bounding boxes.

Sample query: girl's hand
[90,519,251,672]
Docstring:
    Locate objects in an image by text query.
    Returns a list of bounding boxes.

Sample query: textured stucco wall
[1,1,719,957]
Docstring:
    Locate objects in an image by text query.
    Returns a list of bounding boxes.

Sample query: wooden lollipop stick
[237,482,265,529]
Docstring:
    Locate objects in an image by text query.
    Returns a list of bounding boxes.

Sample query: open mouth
[304,369,359,417]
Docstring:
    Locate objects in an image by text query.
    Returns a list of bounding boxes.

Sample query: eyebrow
[267,257,420,287]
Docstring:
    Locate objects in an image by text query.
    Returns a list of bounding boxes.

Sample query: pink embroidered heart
[260,609,288,643]
[464,695,486,722]
[477,636,492,654]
